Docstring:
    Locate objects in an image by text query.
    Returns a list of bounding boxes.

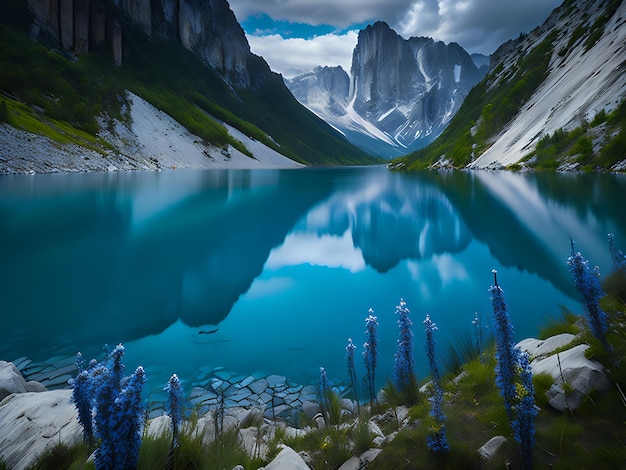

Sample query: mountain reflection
[280,170,472,272]
[0,170,332,359]
[0,168,624,364]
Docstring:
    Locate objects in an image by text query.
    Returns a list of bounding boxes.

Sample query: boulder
[263,445,310,470]
[146,414,172,438]
[239,427,269,460]
[338,448,382,470]
[477,435,507,462]
[530,343,610,412]
[0,361,47,401]
[0,389,82,470]
[516,333,576,360]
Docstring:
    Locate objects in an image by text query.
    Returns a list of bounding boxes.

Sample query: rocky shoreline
[0,331,613,469]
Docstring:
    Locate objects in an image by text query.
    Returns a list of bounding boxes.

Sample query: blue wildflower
[424,314,449,453]
[394,299,415,392]
[345,338,359,405]
[363,310,379,403]
[567,239,610,348]
[489,271,536,469]
[490,270,518,422]
[609,233,626,274]
[68,345,146,470]
[512,350,537,470]
[164,374,184,448]
[319,367,331,419]
[102,366,146,470]
[69,369,93,442]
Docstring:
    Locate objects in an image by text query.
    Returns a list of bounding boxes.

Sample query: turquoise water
[1,167,624,397]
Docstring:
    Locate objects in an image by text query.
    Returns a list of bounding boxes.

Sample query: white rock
[146,415,172,438]
[239,427,269,460]
[264,445,310,470]
[372,436,385,447]
[0,361,47,401]
[0,390,82,470]
[337,448,382,469]
[395,405,410,427]
[477,435,507,462]
[516,334,576,359]
[531,343,610,411]
[367,420,384,439]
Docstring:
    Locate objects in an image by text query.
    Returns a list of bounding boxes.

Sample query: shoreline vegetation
[1,237,625,469]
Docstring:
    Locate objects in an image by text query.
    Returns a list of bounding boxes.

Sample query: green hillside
[0,1,377,166]
[392,0,625,172]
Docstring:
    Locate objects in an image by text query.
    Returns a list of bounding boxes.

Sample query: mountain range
[286,22,488,158]
[395,0,626,171]
[1,0,624,172]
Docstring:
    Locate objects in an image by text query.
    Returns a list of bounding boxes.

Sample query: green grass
[512,97,626,172]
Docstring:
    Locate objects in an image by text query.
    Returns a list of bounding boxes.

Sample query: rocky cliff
[26,0,253,86]
[286,22,486,158]
[395,0,626,171]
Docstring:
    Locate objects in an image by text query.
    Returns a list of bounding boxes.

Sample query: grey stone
[239,427,269,459]
[264,445,310,470]
[367,420,384,439]
[531,344,610,412]
[301,400,321,419]
[516,333,576,359]
[0,390,82,470]
[146,415,172,438]
[395,405,410,428]
[266,375,287,388]
[478,435,507,462]
[249,378,269,395]
[0,361,45,401]
[25,381,48,393]
[338,448,382,469]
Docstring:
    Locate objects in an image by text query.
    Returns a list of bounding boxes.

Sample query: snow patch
[454,64,461,83]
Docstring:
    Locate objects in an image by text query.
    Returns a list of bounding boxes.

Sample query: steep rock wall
[26,0,252,85]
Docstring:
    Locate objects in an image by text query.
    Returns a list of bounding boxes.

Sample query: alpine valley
[0,0,378,173]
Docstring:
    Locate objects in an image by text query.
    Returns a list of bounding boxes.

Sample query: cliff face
[286,22,486,158]
[26,0,252,86]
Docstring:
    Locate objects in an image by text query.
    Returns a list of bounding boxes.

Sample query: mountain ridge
[286,21,487,158]
[394,0,626,171]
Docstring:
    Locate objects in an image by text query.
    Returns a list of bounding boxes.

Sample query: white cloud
[265,230,367,272]
[396,0,562,55]
[234,0,563,75]
[230,0,410,28]
[247,31,358,78]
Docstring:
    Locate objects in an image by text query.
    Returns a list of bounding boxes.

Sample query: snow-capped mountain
[286,22,487,158]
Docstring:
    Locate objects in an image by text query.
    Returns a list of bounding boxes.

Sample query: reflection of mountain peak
[300,174,472,272]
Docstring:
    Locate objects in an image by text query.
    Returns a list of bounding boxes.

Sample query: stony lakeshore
[0,332,612,469]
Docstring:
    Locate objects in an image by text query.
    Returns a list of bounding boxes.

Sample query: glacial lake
[1,167,624,404]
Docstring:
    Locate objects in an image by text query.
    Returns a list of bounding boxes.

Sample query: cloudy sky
[228,0,563,78]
